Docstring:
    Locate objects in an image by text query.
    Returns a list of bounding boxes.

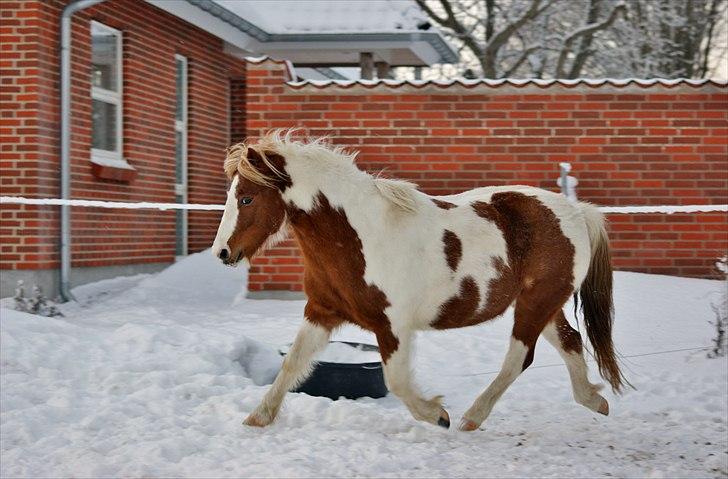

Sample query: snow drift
[1,250,726,477]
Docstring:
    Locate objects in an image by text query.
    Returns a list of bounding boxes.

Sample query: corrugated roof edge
[245,56,728,89]
[286,77,728,89]
[245,55,297,81]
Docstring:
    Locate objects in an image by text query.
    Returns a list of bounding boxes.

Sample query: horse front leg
[378,328,450,428]
[243,319,332,427]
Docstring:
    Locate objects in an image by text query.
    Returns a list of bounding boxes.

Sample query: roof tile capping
[245,55,297,81]
[245,56,728,90]
[287,77,728,90]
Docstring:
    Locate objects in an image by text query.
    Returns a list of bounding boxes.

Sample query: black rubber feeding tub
[281,341,388,400]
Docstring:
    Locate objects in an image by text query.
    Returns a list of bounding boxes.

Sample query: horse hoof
[459,418,479,432]
[597,398,609,416]
[243,413,269,427]
[437,409,450,428]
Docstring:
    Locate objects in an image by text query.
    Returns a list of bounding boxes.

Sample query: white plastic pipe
[60,0,108,301]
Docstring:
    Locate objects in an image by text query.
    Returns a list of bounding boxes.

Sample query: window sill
[90,156,136,182]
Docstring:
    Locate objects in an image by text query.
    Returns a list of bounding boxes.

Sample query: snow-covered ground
[1,251,726,478]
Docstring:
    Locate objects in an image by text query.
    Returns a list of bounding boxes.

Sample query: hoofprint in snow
[1,251,726,478]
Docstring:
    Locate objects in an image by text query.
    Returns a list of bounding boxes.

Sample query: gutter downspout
[60,0,107,301]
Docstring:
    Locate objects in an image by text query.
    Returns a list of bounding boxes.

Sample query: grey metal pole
[60,0,106,301]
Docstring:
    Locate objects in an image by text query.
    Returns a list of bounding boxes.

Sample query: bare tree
[612,0,728,78]
[415,0,626,78]
[413,0,726,79]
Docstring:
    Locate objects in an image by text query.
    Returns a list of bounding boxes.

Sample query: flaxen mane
[225,130,419,212]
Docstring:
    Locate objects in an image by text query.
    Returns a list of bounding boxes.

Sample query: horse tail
[577,203,630,394]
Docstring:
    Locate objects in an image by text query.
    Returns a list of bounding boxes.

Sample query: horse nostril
[218,248,229,260]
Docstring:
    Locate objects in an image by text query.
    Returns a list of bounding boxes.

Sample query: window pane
[91,23,118,91]
[92,100,117,151]
[175,59,185,121]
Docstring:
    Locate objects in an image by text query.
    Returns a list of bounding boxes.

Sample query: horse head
[211,143,290,267]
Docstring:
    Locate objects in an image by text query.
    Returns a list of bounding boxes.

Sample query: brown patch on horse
[552,310,582,354]
[484,192,576,370]
[431,258,519,330]
[288,193,399,362]
[433,193,576,348]
[472,198,530,268]
[433,276,480,329]
[226,174,288,262]
[483,257,519,317]
[432,199,456,210]
[442,230,462,272]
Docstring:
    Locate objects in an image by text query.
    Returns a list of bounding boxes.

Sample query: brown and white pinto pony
[212,131,627,431]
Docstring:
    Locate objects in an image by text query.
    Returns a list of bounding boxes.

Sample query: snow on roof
[213,0,428,34]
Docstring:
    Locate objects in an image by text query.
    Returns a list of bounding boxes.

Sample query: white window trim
[175,54,189,257]
[90,21,128,169]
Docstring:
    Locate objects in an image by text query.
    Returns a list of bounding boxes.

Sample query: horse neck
[283,159,382,216]
[285,168,390,268]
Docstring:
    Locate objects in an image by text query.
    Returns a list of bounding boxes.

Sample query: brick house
[0,0,455,298]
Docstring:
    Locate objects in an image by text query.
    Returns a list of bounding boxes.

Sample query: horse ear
[247,147,263,166]
[245,147,291,190]
[263,150,292,190]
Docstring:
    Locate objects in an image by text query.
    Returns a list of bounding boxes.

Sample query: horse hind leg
[458,335,535,431]
[541,310,609,415]
[459,290,564,431]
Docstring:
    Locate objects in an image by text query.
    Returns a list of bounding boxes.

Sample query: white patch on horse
[541,321,607,414]
[245,320,330,427]
[382,331,448,425]
[211,175,239,259]
[577,202,608,285]
[460,337,530,429]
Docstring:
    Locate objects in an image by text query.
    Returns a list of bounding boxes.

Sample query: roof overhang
[144,0,457,66]
[239,33,453,66]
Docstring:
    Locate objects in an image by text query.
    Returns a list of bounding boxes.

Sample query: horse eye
[240,197,253,206]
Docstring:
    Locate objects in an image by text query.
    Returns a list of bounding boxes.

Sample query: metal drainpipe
[60,0,107,301]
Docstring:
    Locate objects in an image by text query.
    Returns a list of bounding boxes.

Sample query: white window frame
[90,21,126,168]
[175,54,189,257]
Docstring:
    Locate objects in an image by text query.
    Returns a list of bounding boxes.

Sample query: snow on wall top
[287,77,728,89]
[246,56,728,89]
[213,0,428,34]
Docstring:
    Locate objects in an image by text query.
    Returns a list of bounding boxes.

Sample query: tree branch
[485,0,495,41]
[485,0,551,54]
[503,45,541,77]
[414,0,449,26]
[416,0,485,73]
[555,2,626,78]
[699,0,722,78]
[567,0,602,78]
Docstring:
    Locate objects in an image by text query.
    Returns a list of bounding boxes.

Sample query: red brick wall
[0,0,245,271]
[244,59,728,293]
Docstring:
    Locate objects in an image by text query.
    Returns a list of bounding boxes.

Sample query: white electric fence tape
[1,196,727,214]
[0,196,224,211]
